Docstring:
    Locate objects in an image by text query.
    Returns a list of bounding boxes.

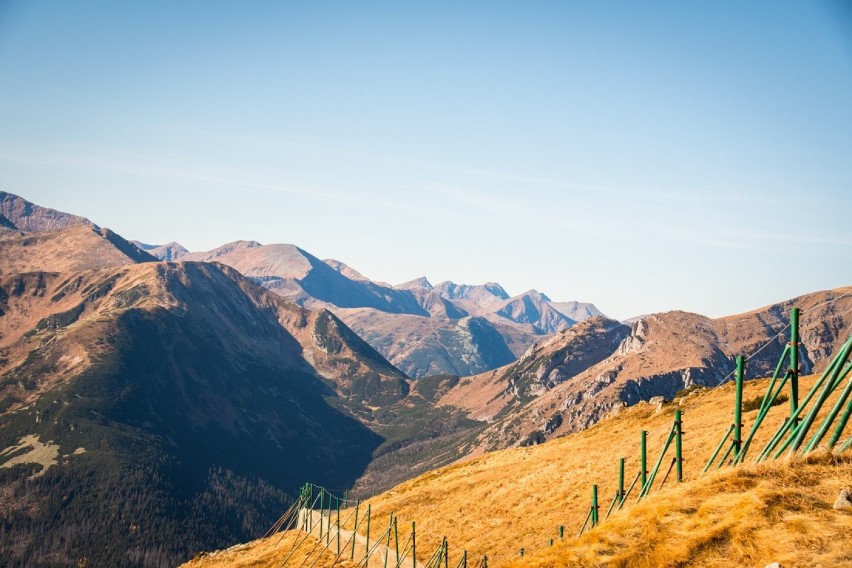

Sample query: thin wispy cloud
[0,151,357,206]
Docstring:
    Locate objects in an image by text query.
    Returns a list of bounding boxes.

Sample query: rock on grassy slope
[182,371,852,567]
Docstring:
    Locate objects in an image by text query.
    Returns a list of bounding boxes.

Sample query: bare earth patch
[0,434,86,478]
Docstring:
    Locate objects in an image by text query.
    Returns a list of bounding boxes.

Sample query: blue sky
[1,1,850,319]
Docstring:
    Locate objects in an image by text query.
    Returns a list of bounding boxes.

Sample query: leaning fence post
[312,488,325,541]
[828,384,852,449]
[394,515,399,567]
[807,361,852,451]
[326,495,331,545]
[351,500,360,560]
[384,513,393,568]
[365,504,372,563]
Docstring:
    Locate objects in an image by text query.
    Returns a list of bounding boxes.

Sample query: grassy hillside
[185,370,852,567]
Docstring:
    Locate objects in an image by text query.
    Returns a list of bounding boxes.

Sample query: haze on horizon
[1,1,850,320]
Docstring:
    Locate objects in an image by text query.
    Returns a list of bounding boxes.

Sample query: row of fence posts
[577,408,684,537]
[281,483,490,568]
[704,307,852,471]
[280,307,852,565]
[581,306,852,540]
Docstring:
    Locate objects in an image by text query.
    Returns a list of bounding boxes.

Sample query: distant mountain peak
[550,301,606,322]
[434,281,510,306]
[395,276,433,291]
[324,259,378,283]
[202,240,263,258]
[518,289,551,302]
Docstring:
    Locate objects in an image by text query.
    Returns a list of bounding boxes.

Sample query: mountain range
[131,236,603,378]
[0,190,850,567]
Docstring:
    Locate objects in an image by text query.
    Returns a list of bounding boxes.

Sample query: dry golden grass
[182,531,357,568]
[184,372,852,567]
[509,453,852,567]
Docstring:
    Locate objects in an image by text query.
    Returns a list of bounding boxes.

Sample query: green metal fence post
[578,508,592,536]
[443,537,449,568]
[319,488,325,538]
[789,307,800,436]
[640,430,648,490]
[828,384,852,449]
[733,356,744,459]
[411,521,416,568]
[618,457,625,502]
[675,409,684,482]
[760,344,791,411]
[617,471,642,511]
[519,548,524,557]
[757,346,848,461]
[384,514,393,568]
[807,362,852,451]
[394,515,399,567]
[591,484,599,528]
[640,423,677,498]
[326,493,331,545]
[309,485,314,531]
[351,500,360,560]
[559,525,564,539]
[336,497,341,555]
[704,424,734,472]
[366,504,371,563]
[735,367,791,464]
[786,339,852,455]
[604,493,619,520]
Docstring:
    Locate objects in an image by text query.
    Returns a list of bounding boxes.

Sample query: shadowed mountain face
[439,287,852,451]
[0,260,399,567]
